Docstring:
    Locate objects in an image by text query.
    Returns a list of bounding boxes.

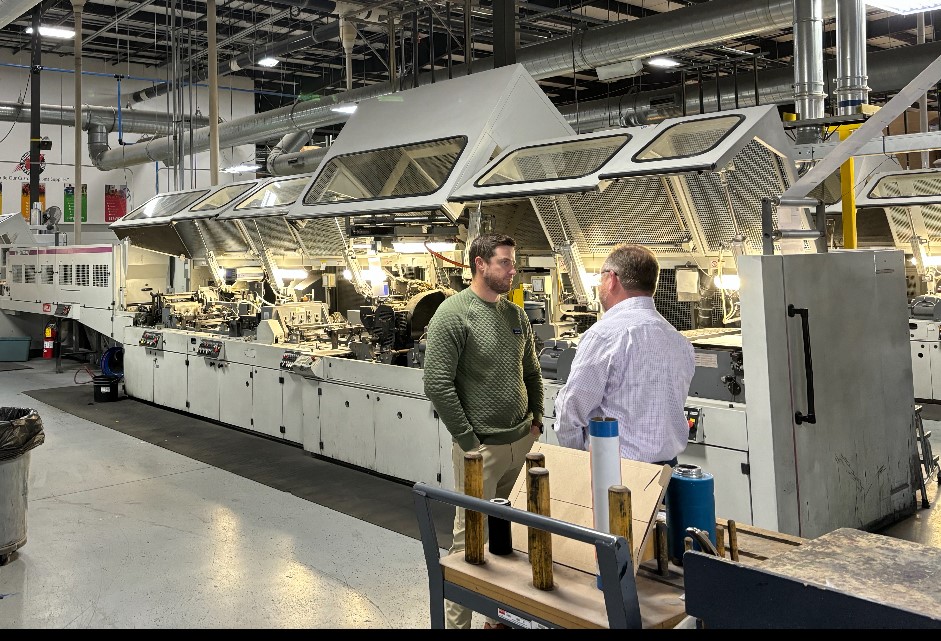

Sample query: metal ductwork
[100,0,820,170]
[266,131,330,176]
[834,0,869,116]
[87,123,108,165]
[0,0,43,30]
[0,101,210,134]
[793,0,826,144]
[558,41,941,131]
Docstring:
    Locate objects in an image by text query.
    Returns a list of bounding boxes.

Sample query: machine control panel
[139,331,163,349]
[196,339,224,360]
[53,303,72,317]
[280,350,302,370]
[685,406,704,443]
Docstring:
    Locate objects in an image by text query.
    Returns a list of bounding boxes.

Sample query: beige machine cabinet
[219,362,254,431]
[319,383,377,470]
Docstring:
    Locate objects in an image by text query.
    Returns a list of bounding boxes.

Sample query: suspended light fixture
[26,26,75,39]
[221,163,261,173]
[647,57,681,68]
[330,104,358,114]
[257,57,279,68]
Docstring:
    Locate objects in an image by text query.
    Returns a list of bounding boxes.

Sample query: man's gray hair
[603,244,659,295]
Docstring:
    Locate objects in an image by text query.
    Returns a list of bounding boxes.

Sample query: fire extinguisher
[42,321,57,359]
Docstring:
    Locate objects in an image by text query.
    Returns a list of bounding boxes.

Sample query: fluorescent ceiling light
[276,268,308,281]
[647,57,681,68]
[330,104,358,114]
[26,26,75,39]
[221,163,260,173]
[867,1,941,15]
[912,256,941,266]
[257,57,279,68]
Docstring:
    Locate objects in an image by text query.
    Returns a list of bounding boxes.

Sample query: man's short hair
[468,233,516,276]
[603,244,660,295]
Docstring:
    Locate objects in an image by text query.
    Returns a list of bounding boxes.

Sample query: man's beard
[483,271,513,294]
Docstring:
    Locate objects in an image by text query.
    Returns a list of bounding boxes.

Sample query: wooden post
[525,451,545,472]
[728,519,740,562]
[464,451,485,565]
[655,519,669,576]
[527,466,553,590]
[716,524,726,558]
[607,485,633,563]
[525,452,545,554]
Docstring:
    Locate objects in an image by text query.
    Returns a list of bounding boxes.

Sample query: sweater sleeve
[522,317,544,425]
[422,304,479,452]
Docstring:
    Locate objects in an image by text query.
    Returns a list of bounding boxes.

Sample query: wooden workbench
[438,518,806,629]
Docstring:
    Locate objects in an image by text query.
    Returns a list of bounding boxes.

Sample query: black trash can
[93,375,121,402]
[0,407,44,565]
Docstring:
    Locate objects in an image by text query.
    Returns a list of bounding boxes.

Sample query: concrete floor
[1,357,939,628]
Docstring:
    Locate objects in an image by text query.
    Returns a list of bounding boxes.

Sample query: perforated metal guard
[293,217,350,257]
[486,201,552,251]
[480,136,627,186]
[531,175,694,256]
[242,218,304,259]
[685,140,792,253]
[184,220,250,258]
[655,270,729,331]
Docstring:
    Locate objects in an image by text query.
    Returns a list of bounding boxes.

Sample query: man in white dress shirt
[554,244,695,465]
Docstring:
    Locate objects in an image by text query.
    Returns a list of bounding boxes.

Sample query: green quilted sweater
[423,287,544,452]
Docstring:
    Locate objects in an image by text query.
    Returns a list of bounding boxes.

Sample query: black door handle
[787,304,817,425]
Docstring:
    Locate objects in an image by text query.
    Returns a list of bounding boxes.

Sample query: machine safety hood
[448,104,805,262]
[286,64,574,227]
[856,168,941,251]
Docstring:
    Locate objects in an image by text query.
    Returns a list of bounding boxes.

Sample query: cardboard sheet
[507,442,671,575]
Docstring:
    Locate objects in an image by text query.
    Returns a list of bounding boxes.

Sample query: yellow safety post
[836,123,861,249]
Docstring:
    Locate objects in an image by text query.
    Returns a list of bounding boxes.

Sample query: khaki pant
[445,432,539,629]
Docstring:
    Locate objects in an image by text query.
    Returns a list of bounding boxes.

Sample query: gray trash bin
[0,407,44,565]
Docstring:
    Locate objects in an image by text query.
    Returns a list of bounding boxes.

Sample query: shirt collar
[605,295,656,315]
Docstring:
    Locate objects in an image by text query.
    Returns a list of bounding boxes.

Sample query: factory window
[76,264,89,287]
[123,190,210,222]
[189,182,258,212]
[475,135,630,187]
[93,265,110,288]
[12,264,22,283]
[60,264,72,285]
[24,265,36,284]
[302,136,468,206]
[633,114,744,162]
[41,265,54,285]
[233,176,310,210]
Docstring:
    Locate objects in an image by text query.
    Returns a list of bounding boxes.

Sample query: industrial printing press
[0,64,919,542]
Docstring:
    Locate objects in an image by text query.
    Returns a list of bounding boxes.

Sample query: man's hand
[530,421,543,437]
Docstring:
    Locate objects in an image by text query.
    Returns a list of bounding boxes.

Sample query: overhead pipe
[267,132,330,176]
[73,0,85,244]
[556,41,941,131]
[0,101,209,132]
[208,0,220,185]
[835,0,869,250]
[792,0,826,144]
[102,0,823,170]
[834,0,869,116]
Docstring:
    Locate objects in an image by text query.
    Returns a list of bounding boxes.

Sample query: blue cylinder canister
[665,464,716,565]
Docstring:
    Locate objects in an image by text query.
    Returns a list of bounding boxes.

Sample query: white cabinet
[123,345,154,402]
[153,350,188,412]
[251,366,284,439]
[219,362,254,430]
[187,358,221,421]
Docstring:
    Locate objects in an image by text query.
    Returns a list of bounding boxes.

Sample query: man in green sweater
[423,233,544,630]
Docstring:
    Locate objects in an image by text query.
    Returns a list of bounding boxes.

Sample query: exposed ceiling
[0,1,939,170]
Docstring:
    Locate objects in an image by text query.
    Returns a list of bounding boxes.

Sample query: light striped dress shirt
[554,296,696,463]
